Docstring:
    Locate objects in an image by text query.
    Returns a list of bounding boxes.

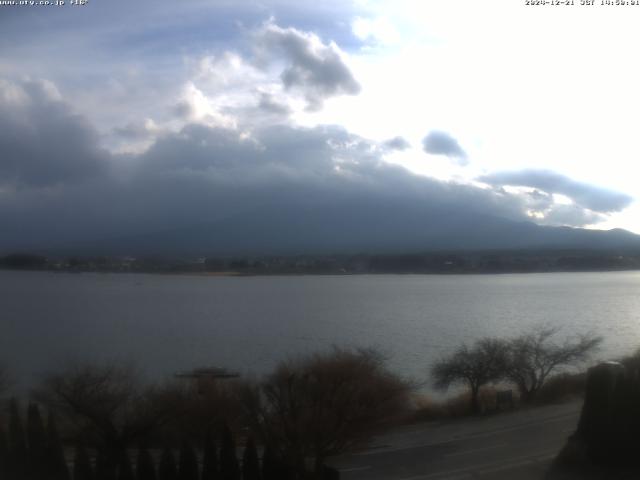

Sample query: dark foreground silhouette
[549,359,640,479]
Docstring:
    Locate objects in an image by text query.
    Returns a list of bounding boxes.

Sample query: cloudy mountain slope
[0,78,636,257]
[75,201,640,257]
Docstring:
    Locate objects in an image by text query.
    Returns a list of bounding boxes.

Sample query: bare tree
[431,338,508,414]
[505,326,602,403]
[161,375,245,441]
[33,362,176,467]
[239,347,412,476]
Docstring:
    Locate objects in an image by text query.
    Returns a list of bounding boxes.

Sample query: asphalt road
[329,400,583,480]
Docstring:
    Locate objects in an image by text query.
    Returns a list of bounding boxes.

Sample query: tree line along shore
[0,326,612,479]
[3,249,640,275]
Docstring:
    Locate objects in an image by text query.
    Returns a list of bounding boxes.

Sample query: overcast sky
[1,0,640,250]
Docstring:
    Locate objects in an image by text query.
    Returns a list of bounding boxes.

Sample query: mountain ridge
[54,202,640,257]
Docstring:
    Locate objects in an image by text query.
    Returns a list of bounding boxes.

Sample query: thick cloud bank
[0,79,633,253]
[0,79,108,188]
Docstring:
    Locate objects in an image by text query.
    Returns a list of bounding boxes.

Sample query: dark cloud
[112,119,160,140]
[382,136,411,151]
[0,79,632,252]
[422,131,468,165]
[171,101,194,120]
[257,23,361,110]
[478,169,633,213]
[257,92,292,116]
[0,79,108,188]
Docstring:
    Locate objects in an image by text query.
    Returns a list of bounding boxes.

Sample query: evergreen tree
[260,446,277,480]
[46,411,70,480]
[118,452,135,480]
[158,447,178,480]
[219,425,240,480]
[178,440,199,480]
[0,425,8,479]
[136,447,157,480]
[8,398,27,478]
[201,429,218,480]
[277,457,292,480]
[241,437,260,480]
[73,445,94,480]
[27,403,47,476]
[261,446,290,480]
[96,449,117,480]
[8,399,26,453]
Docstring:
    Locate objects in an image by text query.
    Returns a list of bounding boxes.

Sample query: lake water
[1,270,639,390]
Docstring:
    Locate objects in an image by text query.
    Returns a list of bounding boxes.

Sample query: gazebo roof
[175,366,240,379]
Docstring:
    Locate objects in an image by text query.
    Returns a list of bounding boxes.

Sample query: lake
[1,270,639,391]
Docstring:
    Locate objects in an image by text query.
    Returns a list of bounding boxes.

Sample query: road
[329,400,582,480]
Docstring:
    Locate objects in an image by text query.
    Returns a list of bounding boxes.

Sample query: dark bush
[179,440,199,480]
[242,347,411,475]
[46,411,70,480]
[241,437,260,480]
[74,445,94,480]
[201,429,219,480]
[159,447,179,480]
[118,452,135,480]
[137,447,157,480]
[535,372,587,405]
[219,425,240,480]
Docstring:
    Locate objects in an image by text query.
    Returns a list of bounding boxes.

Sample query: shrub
[201,429,218,480]
[178,440,199,480]
[240,347,412,475]
[117,453,135,480]
[159,447,178,480]
[410,394,448,422]
[219,424,240,480]
[73,445,94,480]
[136,447,157,480]
[241,437,260,480]
[535,372,587,405]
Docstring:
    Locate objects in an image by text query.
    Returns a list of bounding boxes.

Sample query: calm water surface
[1,270,639,388]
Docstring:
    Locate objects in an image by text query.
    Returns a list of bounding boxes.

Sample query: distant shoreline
[2,266,640,277]
[4,249,640,276]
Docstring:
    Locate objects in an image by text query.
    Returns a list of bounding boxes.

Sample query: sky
[1,0,640,251]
